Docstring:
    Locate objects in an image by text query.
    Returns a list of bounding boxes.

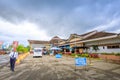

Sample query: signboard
[55,54,62,58]
[75,57,87,66]
[13,41,18,47]
[2,42,9,49]
[13,41,18,50]
[0,41,3,45]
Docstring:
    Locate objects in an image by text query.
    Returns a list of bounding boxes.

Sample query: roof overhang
[81,35,119,43]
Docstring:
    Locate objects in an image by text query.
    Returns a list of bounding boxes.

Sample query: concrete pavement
[0,54,120,80]
[0,54,9,68]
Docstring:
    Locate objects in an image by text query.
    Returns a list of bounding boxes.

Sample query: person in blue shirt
[9,48,18,71]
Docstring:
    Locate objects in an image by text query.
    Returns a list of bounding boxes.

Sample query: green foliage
[81,54,89,57]
[101,52,120,56]
[23,47,28,53]
[115,53,120,56]
[16,44,30,54]
[26,46,30,52]
[101,53,114,55]
[92,45,99,52]
[71,53,76,56]
[76,53,89,57]
[71,53,89,58]
[16,45,24,53]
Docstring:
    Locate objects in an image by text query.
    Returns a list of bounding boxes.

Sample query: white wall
[31,44,45,49]
[86,46,120,53]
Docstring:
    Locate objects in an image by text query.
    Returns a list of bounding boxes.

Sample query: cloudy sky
[0,0,120,46]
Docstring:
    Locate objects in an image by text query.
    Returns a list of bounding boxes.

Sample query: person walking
[9,48,18,71]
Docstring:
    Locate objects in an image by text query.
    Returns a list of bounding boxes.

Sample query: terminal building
[28,30,120,54]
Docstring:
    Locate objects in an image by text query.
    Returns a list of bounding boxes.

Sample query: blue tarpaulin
[75,58,87,66]
[55,54,62,58]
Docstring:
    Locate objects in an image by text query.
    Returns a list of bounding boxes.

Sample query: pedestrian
[43,50,47,55]
[9,48,18,71]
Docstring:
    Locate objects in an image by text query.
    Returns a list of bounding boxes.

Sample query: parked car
[33,48,43,58]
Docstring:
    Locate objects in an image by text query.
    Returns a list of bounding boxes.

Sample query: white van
[33,48,43,57]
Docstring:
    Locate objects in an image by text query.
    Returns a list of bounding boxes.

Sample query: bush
[23,47,29,53]
[115,53,120,56]
[92,45,99,52]
[71,53,76,57]
[16,45,30,54]
[81,54,89,57]
[71,53,89,58]
[26,46,30,52]
[16,45,24,54]
[101,52,117,55]
[76,53,89,57]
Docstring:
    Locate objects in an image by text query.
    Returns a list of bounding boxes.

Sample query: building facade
[59,30,99,53]
[28,31,120,54]
[28,40,50,50]
[28,36,62,50]
[82,32,120,53]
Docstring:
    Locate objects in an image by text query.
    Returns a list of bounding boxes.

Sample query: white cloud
[90,18,120,31]
[113,29,120,33]
[0,18,51,45]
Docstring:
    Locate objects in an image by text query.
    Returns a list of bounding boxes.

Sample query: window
[107,45,120,49]
[34,49,41,52]
[103,46,105,49]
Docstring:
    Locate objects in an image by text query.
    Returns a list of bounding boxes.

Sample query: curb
[16,52,29,65]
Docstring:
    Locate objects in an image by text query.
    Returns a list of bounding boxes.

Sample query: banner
[2,42,10,49]
[75,57,87,66]
[13,41,18,51]
[0,41,3,45]
[0,41,3,49]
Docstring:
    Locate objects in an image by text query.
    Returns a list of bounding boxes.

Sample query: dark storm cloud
[0,0,120,39]
[0,1,25,23]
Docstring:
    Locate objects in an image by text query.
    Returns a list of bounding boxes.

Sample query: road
[0,54,120,80]
[0,54,9,68]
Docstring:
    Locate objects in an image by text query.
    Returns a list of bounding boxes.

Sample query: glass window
[107,45,120,49]
[103,46,105,49]
[34,49,41,52]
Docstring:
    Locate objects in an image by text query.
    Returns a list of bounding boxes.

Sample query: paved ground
[0,54,120,80]
[0,54,9,68]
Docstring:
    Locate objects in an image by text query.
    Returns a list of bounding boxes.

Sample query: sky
[0,0,120,46]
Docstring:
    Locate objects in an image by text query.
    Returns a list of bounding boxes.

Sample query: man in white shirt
[9,48,18,71]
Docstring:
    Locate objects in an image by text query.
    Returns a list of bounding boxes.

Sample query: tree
[8,45,12,51]
[26,45,30,52]
[16,45,30,54]
[92,45,99,52]
[16,45,24,54]
[23,47,29,53]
